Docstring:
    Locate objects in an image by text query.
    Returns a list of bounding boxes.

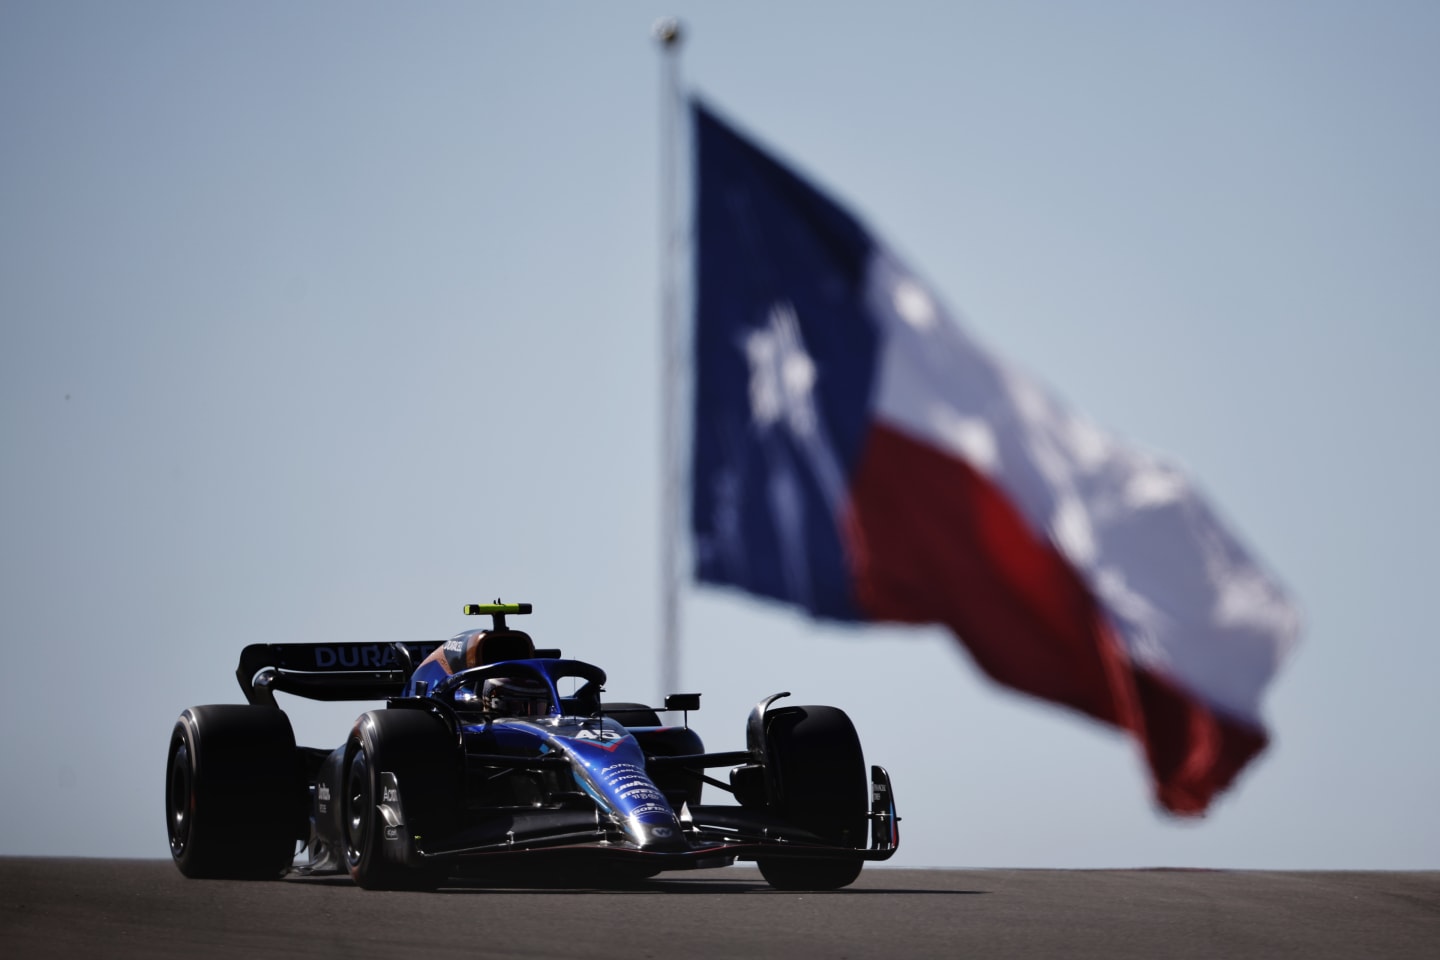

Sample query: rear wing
[236,641,442,706]
[239,602,548,705]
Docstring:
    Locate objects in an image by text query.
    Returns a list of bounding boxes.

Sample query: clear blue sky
[2,2,1436,868]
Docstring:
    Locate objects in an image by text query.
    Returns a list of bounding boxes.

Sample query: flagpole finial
[653,17,683,48]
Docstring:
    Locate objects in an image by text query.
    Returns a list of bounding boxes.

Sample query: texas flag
[690,100,1300,814]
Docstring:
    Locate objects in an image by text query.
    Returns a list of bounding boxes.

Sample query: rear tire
[755,705,867,891]
[602,701,662,727]
[343,708,457,890]
[165,705,301,879]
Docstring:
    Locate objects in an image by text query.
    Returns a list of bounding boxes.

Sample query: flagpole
[654,17,684,701]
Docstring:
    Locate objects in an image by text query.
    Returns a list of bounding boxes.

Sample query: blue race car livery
[165,602,899,890]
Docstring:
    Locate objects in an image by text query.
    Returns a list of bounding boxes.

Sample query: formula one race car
[165,602,898,890]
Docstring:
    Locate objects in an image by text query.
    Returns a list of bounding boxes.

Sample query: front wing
[381,765,899,874]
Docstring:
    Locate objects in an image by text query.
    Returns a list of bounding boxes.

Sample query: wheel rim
[344,749,370,867]
[167,735,192,858]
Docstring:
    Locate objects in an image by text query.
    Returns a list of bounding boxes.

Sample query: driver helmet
[481,675,552,718]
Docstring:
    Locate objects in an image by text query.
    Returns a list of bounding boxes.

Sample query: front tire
[166,705,301,879]
[343,708,457,890]
[755,705,868,891]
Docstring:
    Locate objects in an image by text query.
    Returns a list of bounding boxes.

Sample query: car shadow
[440,876,985,896]
[286,873,985,896]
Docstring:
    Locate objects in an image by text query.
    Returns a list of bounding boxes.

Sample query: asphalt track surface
[2,858,1436,959]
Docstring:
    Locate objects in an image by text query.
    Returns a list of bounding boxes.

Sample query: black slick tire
[755,704,867,891]
[166,704,301,879]
[602,701,663,727]
[343,708,457,890]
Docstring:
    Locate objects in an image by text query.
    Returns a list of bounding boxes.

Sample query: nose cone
[629,816,687,851]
